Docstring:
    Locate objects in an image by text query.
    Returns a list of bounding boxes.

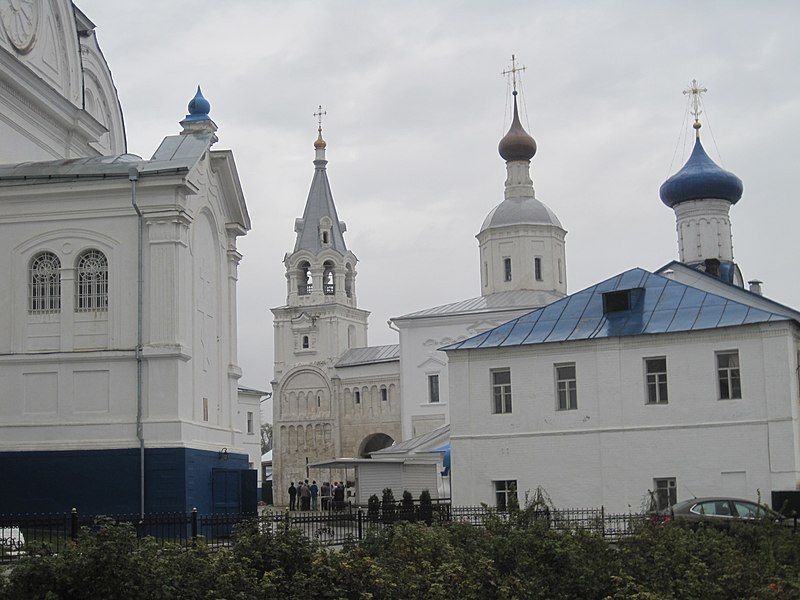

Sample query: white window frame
[493,479,518,511]
[75,249,108,312]
[246,411,254,434]
[717,350,741,400]
[491,368,512,414]
[428,374,440,403]
[555,363,577,411]
[653,477,677,511]
[29,251,61,314]
[644,357,668,404]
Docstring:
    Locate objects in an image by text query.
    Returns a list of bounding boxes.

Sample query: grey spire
[293,129,348,254]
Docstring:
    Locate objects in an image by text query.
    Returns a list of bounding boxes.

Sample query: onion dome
[498,92,537,162]
[314,128,326,149]
[184,86,211,121]
[660,136,743,208]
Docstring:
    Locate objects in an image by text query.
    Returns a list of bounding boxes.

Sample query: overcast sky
[77,1,800,399]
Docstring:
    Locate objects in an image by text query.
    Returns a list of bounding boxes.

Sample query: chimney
[748,279,763,296]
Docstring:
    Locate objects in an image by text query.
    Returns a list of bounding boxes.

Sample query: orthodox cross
[683,79,707,127]
[313,105,327,132]
[502,54,527,93]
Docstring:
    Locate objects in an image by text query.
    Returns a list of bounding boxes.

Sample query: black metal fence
[0,504,647,563]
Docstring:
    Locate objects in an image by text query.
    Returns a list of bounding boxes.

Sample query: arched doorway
[359,433,394,458]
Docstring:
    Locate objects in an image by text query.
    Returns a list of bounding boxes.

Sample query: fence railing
[0,504,647,562]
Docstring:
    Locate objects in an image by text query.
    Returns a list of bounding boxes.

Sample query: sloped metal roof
[442,267,799,351]
[371,424,450,456]
[293,156,348,254]
[335,344,400,367]
[394,289,564,321]
[0,133,217,181]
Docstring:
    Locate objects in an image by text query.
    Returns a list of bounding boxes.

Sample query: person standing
[321,481,331,511]
[310,480,319,511]
[300,480,311,511]
[288,482,297,511]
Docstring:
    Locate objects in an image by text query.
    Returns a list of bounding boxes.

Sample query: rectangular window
[494,480,518,511]
[354,390,360,404]
[247,411,254,434]
[202,397,209,422]
[645,357,668,404]
[381,387,388,401]
[653,477,677,511]
[555,363,577,410]
[504,258,512,282]
[717,350,741,399]
[428,374,440,403]
[491,369,512,414]
[534,257,542,281]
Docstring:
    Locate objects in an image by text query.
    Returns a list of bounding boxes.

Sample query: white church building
[443,100,800,513]
[270,84,571,503]
[0,1,260,515]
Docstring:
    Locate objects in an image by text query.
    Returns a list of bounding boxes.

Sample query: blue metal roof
[659,137,743,207]
[441,267,797,351]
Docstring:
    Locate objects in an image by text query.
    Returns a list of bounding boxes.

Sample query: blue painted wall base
[0,447,256,515]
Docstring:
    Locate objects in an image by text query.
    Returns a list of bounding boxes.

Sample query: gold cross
[682,79,707,125]
[313,105,327,130]
[502,54,527,93]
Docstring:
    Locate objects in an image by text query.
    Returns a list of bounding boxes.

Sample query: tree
[261,422,273,454]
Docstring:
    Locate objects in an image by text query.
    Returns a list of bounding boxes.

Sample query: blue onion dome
[184,86,211,121]
[660,136,743,208]
[498,92,537,162]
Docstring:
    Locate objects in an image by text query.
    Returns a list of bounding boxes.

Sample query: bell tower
[271,111,371,495]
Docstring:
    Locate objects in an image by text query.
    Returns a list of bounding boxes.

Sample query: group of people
[287,480,347,511]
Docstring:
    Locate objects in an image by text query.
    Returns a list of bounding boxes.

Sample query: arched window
[354,389,361,404]
[298,261,312,295]
[322,261,335,295]
[302,335,309,349]
[29,252,61,314]
[76,249,108,312]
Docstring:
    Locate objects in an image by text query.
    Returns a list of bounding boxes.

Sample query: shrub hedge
[2,512,799,599]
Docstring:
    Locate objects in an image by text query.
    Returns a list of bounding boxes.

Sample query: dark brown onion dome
[498,92,537,162]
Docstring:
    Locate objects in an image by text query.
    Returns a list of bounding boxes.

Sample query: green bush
[3,510,800,600]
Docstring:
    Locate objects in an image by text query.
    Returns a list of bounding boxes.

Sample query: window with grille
[76,249,108,312]
[555,363,577,410]
[491,369,512,414]
[645,357,668,404]
[29,252,61,314]
[717,350,741,399]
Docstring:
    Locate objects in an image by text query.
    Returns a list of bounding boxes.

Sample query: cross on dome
[313,105,327,149]
[683,79,708,135]
[502,54,527,94]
